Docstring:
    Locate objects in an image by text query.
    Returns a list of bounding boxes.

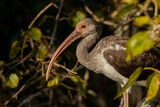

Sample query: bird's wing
[102,36,160,80]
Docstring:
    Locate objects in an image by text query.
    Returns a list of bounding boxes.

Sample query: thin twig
[28,3,54,29]
[20,35,27,60]
[144,67,160,73]
[72,61,79,71]
[49,0,64,48]
[153,0,158,16]
[6,58,20,67]
[82,0,100,21]
[52,71,70,78]
[10,53,32,70]
[61,83,76,90]
[17,88,49,107]
[49,90,53,106]
[43,61,77,75]
[82,0,117,27]
[143,0,155,25]
[54,62,77,75]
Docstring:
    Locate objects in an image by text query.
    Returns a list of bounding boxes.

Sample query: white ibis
[46,18,160,106]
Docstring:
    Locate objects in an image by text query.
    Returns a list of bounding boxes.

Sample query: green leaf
[133,16,149,27]
[146,73,155,89]
[9,40,21,60]
[16,70,23,80]
[38,78,46,89]
[145,75,160,103]
[125,31,154,61]
[47,76,60,88]
[153,15,160,25]
[72,11,86,27]
[157,0,160,8]
[38,15,54,27]
[6,73,19,88]
[70,75,87,98]
[114,67,142,99]
[121,0,137,4]
[38,44,48,61]
[27,27,42,42]
[116,4,134,18]
[0,60,5,69]
[35,44,48,61]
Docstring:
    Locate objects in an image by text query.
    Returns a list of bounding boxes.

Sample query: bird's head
[75,18,101,38]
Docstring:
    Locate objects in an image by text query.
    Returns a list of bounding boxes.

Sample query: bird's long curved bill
[46,30,82,81]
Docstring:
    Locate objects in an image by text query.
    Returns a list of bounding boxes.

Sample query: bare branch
[142,0,155,25]
[82,0,117,27]
[49,0,64,48]
[10,53,32,70]
[18,88,49,107]
[152,0,158,16]
[61,83,76,90]
[28,2,56,29]
[54,62,77,75]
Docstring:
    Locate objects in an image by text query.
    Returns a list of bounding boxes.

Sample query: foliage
[27,27,42,43]
[47,76,60,88]
[125,31,154,61]
[114,67,142,99]
[70,75,87,98]
[6,73,19,88]
[9,40,21,60]
[0,0,160,106]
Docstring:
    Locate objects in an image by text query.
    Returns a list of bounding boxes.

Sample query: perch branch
[54,62,77,75]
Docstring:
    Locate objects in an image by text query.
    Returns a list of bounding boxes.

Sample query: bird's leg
[119,96,124,107]
[123,91,130,107]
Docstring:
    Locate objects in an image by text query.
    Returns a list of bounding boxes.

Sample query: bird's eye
[81,25,86,28]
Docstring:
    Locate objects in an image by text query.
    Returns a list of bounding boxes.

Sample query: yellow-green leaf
[38,15,53,27]
[9,40,21,60]
[121,0,137,4]
[16,70,23,80]
[153,15,160,25]
[70,75,87,98]
[38,78,46,89]
[145,75,160,103]
[6,73,19,88]
[27,27,42,42]
[47,76,60,88]
[146,73,155,89]
[71,11,86,27]
[37,44,48,61]
[133,16,149,27]
[157,0,160,8]
[125,31,154,61]
[114,67,142,99]
[116,4,134,18]
[33,44,48,61]
[0,60,5,69]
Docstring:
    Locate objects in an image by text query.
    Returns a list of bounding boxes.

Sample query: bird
[46,18,160,107]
